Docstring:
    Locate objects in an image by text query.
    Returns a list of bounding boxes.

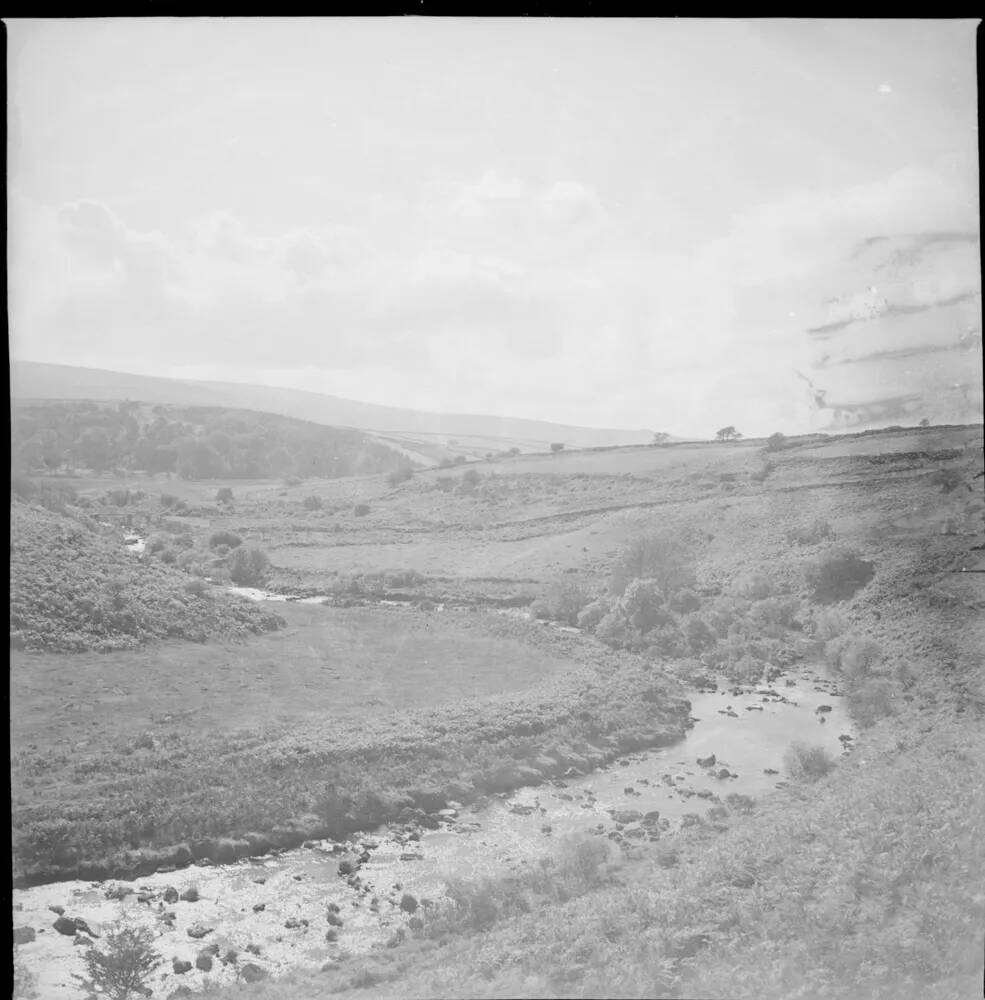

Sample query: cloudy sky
[6,18,980,435]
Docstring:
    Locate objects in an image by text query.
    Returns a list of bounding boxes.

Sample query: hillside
[9,502,285,652]
[9,361,658,455]
[11,399,412,480]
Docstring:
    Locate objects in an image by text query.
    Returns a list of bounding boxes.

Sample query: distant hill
[9,361,657,455]
[10,399,412,480]
[800,231,982,432]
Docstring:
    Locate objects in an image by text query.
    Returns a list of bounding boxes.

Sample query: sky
[6,17,981,436]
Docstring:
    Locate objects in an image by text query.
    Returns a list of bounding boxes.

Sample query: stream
[10,539,854,998]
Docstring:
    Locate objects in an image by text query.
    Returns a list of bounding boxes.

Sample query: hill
[9,361,658,455]
[11,399,412,480]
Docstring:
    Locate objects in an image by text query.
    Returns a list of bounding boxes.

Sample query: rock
[54,916,80,936]
[325,928,339,942]
[399,852,423,862]
[172,959,193,975]
[73,933,94,947]
[327,902,341,913]
[179,887,199,902]
[357,851,371,864]
[816,704,833,713]
[240,963,268,983]
[696,754,716,767]
[252,875,267,885]
[763,768,779,776]
[326,911,344,927]
[48,905,65,916]
[163,887,179,904]
[337,860,356,876]
[716,768,731,780]
[104,883,133,900]
[13,926,36,945]
[221,948,238,965]
[284,917,308,929]
[642,810,661,823]
[610,810,643,825]
[186,922,213,939]
[195,954,213,971]
[292,874,304,881]
[201,943,221,956]
[399,893,419,914]
[252,903,266,913]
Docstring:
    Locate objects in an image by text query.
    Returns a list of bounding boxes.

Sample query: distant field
[9,602,565,756]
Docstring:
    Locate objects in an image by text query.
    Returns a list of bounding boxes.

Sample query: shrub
[847,677,899,728]
[930,467,963,493]
[750,461,774,482]
[550,442,565,453]
[576,599,610,631]
[302,495,323,511]
[724,653,765,685]
[457,468,482,494]
[810,606,848,642]
[435,477,456,493]
[215,487,234,504]
[783,742,836,782]
[183,578,210,599]
[159,493,179,508]
[667,588,702,614]
[209,530,242,550]
[532,577,592,625]
[386,466,415,487]
[765,432,787,452]
[353,504,370,517]
[620,578,665,632]
[805,549,875,604]
[596,610,631,648]
[227,546,270,586]
[73,923,161,1000]
[683,615,716,653]
[609,533,696,597]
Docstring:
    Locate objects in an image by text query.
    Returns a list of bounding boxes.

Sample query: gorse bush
[805,548,875,603]
[783,741,837,782]
[531,577,593,626]
[209,530,242,550]
[226,545,270,587]
[73,923,161,1000]
[215,487,234,503]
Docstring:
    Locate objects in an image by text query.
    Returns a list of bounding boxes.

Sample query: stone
[73,933,94,947]
[399,893,419,914]
[172,959,193,975]
[337,860,356,876]
[221,948,238,965]
[13,926,36,945]
[240,963,268,983]
[610,810,643,825]
[816,704,833,713]
[48,905,65,916]
[54,916,80,936]
[325,928,339,942]
[179,887,199,902]
[163,887,179,904]
[284,917,308,929]
[326,911,344,927]
[252,903,266,913]
[696,754,716,767]
[195,954,213,971]
[186,922,213,939]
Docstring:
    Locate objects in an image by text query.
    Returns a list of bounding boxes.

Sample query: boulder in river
[163,886,179,904]
[399,893,419,914]
[48,905,65,916]
[816,704,833,713]
[179,887,199,902]
[172,959,192,975]
[195,954,213,972]
[611,810,643,825]
[186,922,213,939]
[13,926,36,945]
[696,754,716,767]
[54,916,81,936]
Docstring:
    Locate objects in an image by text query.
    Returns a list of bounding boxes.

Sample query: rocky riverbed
[13,662,852,1000]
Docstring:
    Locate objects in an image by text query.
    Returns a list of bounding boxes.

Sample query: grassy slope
[9,502,285,651]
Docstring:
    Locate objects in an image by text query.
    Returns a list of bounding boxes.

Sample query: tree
[73,923,161,1000]
[651,432,670,445]
[919,417,930,427]
[765,432,787,452]
[550,442,565,453]
[715,426,741,442]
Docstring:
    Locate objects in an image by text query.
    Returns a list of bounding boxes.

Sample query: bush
[805,549,875,604]
[435,476,456,493]
[209,530,242,550]
[667,588,702,614]
[386,466,415,488]
[159,493,179,508]
[683,615,716,653]
[302,495,323,511]
[215,487,234,504]
[457,468,482,495]
[532,577,592,625]
[783,742,836,782]
[576,599,610,631]
[596,610,631,648]
[620,578,665,632]
[73,923,161,1000]
[732,572,773,600]
[847,677,899,727]
[930,467,963,493]
[227,546,270,587]
[353,504,370,517]
[750,461,774,482]
[550,442,565,453]
[810,606,848,642]
[765,432,787,452]
[609,533,696,597]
